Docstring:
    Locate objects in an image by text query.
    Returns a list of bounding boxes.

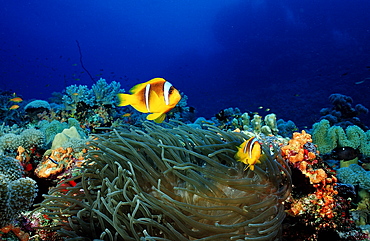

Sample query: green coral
[0,154,37,227]
[312,119,370,155]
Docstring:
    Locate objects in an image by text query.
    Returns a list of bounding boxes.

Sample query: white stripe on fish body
[145,84,151,112]
[163,81,172,105]
[248,138,255,159]
[244,137,257,159]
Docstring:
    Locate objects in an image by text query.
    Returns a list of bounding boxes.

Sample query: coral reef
[62,84,94,113]
[24,100,51,124]
[337,164,370,191]
[35,146,85,179]
[319,93,369,130]
[281,131,365,240]
[38,121,291,240]
[0,90,26,126]
[312,119,370,155]
[60,79,124,131]
[0,128,45,153]
[0,224,30,241]
[91,78,123,106]
[0,154,37,227]
[24,100,51,111]
[276,119,298,138]
[212,108,297,138]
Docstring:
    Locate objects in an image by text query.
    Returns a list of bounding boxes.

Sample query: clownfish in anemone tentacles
[234,137,262,171]
[117,78,181,123]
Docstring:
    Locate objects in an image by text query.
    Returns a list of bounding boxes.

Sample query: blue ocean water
[1,0,369,128]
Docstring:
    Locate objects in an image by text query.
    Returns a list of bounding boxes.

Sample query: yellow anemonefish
[9,97,23,103]
[234,137,262,171]
[117,78,181,123]
[9,104,20,110]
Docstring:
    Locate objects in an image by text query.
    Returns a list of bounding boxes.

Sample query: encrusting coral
[0,154,37,227]
[39,121,291,240]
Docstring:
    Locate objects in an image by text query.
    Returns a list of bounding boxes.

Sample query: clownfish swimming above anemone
[234,137,262,171]
[117,78,181,123]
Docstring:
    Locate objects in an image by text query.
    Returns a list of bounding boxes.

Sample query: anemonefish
[234,137,262,171]
[117,78,181,123]
[9,97,23,103]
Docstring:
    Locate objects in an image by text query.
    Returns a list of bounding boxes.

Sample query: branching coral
[39,122,291,240]
[91,78,123,106]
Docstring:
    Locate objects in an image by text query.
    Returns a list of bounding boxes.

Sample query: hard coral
[0,154,37,227]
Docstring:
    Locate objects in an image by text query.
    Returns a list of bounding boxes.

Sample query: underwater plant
[39,121,291,240]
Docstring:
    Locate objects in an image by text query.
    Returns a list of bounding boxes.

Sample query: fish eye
[169,86,174,94]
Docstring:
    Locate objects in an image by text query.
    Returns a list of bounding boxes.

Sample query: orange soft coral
[283,130,339,221]
[281,130,317,165]
[0,224,29,241]
[281,130,317,164]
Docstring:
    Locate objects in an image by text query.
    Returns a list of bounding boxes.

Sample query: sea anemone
[39,122,291,240]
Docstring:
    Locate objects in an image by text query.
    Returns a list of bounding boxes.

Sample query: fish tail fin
[117,93,133,106]
[147,113,166,123]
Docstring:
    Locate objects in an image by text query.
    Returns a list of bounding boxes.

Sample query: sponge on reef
[312,119,370,155]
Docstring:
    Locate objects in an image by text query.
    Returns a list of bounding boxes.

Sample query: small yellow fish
[234,137,262,171]
[9,97,23,103]
[258,106,263,109]
[117,78,181,123]
[9,104,20,110]
[72,93,79,96]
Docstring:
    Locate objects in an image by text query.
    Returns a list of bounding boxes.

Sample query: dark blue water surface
[1,0,370,127]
